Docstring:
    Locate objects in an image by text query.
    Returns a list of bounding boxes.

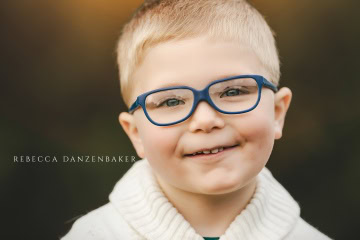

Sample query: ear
[119,112,145,158]
[274,87,292,139]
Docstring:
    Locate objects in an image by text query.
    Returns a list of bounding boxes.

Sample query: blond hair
[117,0,280,106]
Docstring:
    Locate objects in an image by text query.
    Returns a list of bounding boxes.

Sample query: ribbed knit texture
[109,159,301,240]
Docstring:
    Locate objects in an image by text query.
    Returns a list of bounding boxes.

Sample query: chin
[197,179,243,195]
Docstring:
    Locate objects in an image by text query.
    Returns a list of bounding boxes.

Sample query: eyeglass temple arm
[263,78,278,92]
[129,98,140,114]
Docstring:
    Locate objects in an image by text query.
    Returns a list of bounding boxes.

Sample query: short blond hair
[117,0,280,106]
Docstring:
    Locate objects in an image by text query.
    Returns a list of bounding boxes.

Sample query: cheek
[235,103,276,158]
[248,96,275,139]
[245,115,274,142]
[136,118,182,167]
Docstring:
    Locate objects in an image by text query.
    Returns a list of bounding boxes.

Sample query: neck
[155,175,257,237]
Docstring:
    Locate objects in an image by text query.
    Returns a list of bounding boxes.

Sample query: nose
[188,101,225,133]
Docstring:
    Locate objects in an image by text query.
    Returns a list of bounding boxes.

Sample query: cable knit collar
[109,159,300,240]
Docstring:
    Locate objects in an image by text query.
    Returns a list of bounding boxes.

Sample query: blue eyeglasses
[129,75,278,126]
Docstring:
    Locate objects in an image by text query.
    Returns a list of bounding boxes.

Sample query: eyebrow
[215,74,245,80]
[152,81,185,89]
[152,73,245,89]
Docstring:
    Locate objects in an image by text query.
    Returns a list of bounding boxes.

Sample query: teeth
[191,147,227,156]
[211,148,219,154]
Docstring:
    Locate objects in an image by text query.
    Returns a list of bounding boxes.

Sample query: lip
[184,144,239,164]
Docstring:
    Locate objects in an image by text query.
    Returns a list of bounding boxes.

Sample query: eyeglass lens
[144,77,259,125]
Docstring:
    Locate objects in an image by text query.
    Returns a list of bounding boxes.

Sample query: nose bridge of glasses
[191,86,216,112]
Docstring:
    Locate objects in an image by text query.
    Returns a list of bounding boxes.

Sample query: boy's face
[120,36,292,195]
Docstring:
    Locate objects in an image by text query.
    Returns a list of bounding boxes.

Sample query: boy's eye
[220,88,249,98]
[158,98,185,107]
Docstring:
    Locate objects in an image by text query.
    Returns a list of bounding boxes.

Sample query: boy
[62,0,331,239]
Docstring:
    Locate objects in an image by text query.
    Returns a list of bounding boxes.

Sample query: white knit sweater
[62,159,331,240]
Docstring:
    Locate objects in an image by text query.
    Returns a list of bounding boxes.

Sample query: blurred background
[1,0,359,239]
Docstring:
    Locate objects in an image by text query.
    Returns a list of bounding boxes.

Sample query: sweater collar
[109,159,300,240]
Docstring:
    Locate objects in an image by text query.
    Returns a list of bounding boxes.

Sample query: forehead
[131,37,266,98]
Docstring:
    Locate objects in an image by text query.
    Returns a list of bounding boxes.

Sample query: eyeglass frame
[128,74,278,126]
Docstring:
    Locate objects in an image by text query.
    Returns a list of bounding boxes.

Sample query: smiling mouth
[184,144,239,157]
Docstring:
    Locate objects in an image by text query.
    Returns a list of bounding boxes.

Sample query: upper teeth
[193,147,224,155]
